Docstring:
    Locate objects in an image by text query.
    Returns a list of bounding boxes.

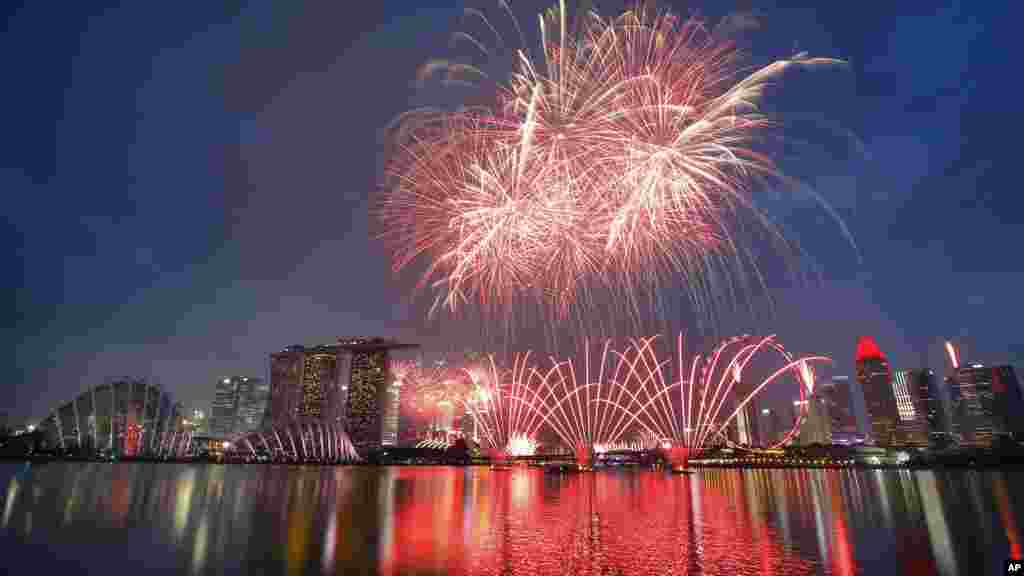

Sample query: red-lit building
[856,337,900,446]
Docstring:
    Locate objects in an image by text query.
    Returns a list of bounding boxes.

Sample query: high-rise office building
[210,376,265,437]
[824,376,858,443]
[237,378,269,434]
[950,364,1024,448]
[732,381,759,446]
[211,377,238,437]
[797,392,832,445]
[856,337,900,446]
[910,369,950,447]
[757,407,786,446]
[889,369,929,447]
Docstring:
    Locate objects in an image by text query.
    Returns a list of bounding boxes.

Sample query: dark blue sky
[5,1,1022,425]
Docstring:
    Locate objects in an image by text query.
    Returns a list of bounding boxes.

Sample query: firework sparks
[594,334,831,467]
[466,333,829,467]
[379,2,848,323]
[393,359,474,409]
[456,354,545,459]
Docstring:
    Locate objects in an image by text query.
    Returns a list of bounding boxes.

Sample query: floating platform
[543,462,587,474]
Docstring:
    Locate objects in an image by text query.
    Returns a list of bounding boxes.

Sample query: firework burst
[379,1,848,324]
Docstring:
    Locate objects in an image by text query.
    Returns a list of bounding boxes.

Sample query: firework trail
[379,1,849,326]
[457,354,546,458]
[595,334,828,466]
[409,334,827,465]
[465,333,826,467]
[393,354,548,457]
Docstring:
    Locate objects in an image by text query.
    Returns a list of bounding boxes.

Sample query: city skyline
[2,3,1023,576]
[6,1,1024,425]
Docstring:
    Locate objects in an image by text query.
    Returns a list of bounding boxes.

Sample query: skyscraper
[824,376,858,443]
[797,393,832,445]
[856,337,899,446]
[733,380,759,446]
[889,369,929,447]
[911,369,951,447]
[210,376,264,437]
[237,378,269,434]
[951,364,1024,448]
[211,377,238,437]
[757,407,786,446]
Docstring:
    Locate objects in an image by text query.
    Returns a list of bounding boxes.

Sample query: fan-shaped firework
[457,354,545,459]
[464,333,827,467]
[379,1,847,322]
[596,334,828,467]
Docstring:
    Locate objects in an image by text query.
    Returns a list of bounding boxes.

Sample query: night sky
[5,1,1022,426]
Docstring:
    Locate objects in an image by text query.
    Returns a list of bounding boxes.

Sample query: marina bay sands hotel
[269,337,418,449]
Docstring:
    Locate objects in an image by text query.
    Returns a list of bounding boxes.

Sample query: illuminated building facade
[911,369,951,447]
[346,349,387,447]
[797,393,832,445]
[239,378,270,433]
[757,407,785,446]
[341,339,418,449]
[824,376,858,442]
[383,371,401,446]
[269,345,347,427]
[210,376,266,437]
[889,369,929,447]
[951,364,1024,448]
[733,381,759,446]
[211,377,238,437]
[856,337,899,446]
[270,339,418,450]
[44,379,187,457]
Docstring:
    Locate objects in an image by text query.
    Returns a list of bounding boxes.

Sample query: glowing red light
[854,336,885,363]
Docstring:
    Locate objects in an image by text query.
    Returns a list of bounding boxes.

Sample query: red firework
[379,2,847,321]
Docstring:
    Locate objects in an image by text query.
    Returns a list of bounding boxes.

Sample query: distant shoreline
[4,455,1024,471]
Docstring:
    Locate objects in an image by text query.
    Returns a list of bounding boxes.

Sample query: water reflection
[0,463,1020,575]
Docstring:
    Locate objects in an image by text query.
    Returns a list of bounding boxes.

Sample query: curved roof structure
[42,379,189,458]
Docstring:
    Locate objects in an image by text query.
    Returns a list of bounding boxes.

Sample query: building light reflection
[873,469,893,531]
[173,469,195,542]
[829,471,856,576]
[2,478,19,529]
[191,514,209,575]
[916,471,957,576]
[994,473,1022,560]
